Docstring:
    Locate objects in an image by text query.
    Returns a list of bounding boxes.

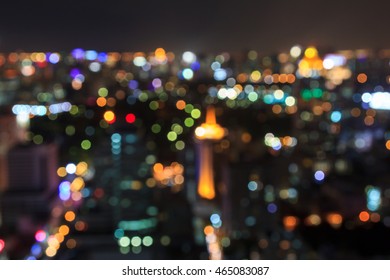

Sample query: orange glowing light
[197,142,215,199]
[241,132,252,143]
[153,163,164,174]
[96,97,107,107]
[176,100,186,110]
[194,106,225,141]
[195,106,227,200]
[283,216,298,231]
[64,211,76,222]
[357,73,367,83]
[359,211,370,222]
[155,48,167,63]
[326,213,343,227]
[204,225,214,235]
[386,140,390,150]
[287,74,296,83]
[59,225,70,236]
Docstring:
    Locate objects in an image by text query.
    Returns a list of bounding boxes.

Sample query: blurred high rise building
[0,113,27,191]
[0,143,58,252]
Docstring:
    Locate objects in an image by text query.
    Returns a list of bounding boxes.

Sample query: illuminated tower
[194,106,227,260]
[194,106,226,199]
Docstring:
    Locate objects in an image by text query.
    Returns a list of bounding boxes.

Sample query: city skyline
[1,44,390,260]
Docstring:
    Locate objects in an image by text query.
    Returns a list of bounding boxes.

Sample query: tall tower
[194,106,227,260]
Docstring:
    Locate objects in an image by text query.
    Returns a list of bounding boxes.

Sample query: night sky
[1,0,390,53]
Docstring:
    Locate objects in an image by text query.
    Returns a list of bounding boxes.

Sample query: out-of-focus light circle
[285,96,296,106]
[195,127,205,137]
[131,236,142,247]
[210,214,221,224]
[314,170,325,181]
[71,48,84,60]
[359,211,370,222]
[35,230,47,242]
[323,58,335,70]
[330,111,342,123]
[0,239,5,252]
[133,56,146,67]
[119,236,130,247]
[125,113,136,124]
[214,68,227,81]
[248,92,258,102]
[182,68,194,80]
[57,167,67,177]
[85,50,98,60]
[290,45,302,58]
[31,243,42,256]
[182,51,196,64]
[64,211,76,222]
[267,203,278,213]
[81,140,92,150]
[48,53,60,64]
[361,92,372,103]
[304,47,318,59]
[103,110,116,124]
[248,181,258,191]
[142,236,153,247]
[66,163,77,174]
[89,62,101,72]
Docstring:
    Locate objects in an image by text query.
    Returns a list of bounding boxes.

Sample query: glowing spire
[195,106,226,200]
[197,143,215,199]
[195,106,225,141]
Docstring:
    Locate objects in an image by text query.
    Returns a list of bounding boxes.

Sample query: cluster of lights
[25,161,93,259]
[264,133,298,151]
[152,162,184,188]
[12,102,72,117]
[5,44,390,261]
[114,228,154,255]
[203,225,222,260]
[283,212,343,230]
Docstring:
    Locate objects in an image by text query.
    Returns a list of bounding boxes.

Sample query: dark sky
[1,0,390,54]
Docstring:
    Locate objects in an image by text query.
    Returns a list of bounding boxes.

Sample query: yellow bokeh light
[76,161,88,176]
[304,47,318,59]
[57,167,67,177]
[45,246,57,258]
[71,177,85,191]
[103,110,116,123]
[250,70,261,82]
